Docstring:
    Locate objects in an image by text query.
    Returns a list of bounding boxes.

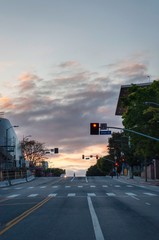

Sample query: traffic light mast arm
[107,126,159,142]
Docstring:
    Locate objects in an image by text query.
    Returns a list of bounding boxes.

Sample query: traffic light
[96,155,99,160]
[115,162,119,167]
[90,123,99,135]
[54,148,59,154]
[82,155,85,159]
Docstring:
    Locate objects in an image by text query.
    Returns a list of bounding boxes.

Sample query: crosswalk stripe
[52,186,58,188]
[87,193,96,196]
[78,186,83,188]
[28,194,38,197]
[127,185,133,188]
[40,186,46,188]
[48,193,57,197]
[143,192,158,196]
[7,194,20,198]
[67,193,76,197]
[65,186,71,188]
[114,185,121,188]
[125,192,137,196]
[28,187,34,189]
[90,185,96,188]
[102,185,108,188]
[106,193,116,196]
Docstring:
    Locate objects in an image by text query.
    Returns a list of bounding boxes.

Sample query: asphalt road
[0,176,159,240]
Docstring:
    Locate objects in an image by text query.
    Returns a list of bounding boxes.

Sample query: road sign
[100,130,111,135]
[100,123,107,130]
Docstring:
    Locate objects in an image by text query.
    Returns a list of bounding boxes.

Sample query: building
[115,82,151,116]
[0,118,24,170]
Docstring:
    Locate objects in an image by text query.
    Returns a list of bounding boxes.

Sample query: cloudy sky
[0,0,159,176]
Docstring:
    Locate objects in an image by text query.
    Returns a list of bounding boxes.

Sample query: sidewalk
[116,175,159,187]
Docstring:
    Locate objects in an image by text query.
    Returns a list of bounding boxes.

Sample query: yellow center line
[0,196,52,236]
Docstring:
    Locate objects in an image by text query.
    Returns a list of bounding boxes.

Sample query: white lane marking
[145,202,151,206]
[71,177,75,182]
[40,186,46,188]
[87,193,96,197]
[65,186,71,188]
[14,187,23,190]
[28,194,38,197]
[85,177,88,183]
[7,194,20,198]
[102,185,108,188]
[67,193,76,197]
[87,196,105,240]
[143,192,158,196]
[48,193,57,197]
[78,186,83,188]
[127,185,133,188]
[125,192,139,200]
[90,185,96,188]
[52,186,58,188]
[114,185,121,188]
[125,192,137,196]
[106,193,116,196]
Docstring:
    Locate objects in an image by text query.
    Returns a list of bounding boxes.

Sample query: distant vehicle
[60,174,67,178]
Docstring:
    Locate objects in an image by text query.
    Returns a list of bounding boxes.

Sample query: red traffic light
[90,123,99,135]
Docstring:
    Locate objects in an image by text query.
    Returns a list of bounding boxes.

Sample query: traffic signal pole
[107,126,159,142]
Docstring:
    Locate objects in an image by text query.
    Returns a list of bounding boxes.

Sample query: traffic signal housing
[54,148,59,154]
[90,123,99,135]
[115,162,119,167]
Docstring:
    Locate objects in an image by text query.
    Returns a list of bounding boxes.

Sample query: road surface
[0,176,159,240]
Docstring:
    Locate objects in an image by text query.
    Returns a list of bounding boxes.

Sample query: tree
[121,80,159,178]
[21,139,47,167]
[86,164,105,176]
[97,156,113,175]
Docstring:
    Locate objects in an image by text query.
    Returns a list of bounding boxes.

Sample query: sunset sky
[0,0,159,176]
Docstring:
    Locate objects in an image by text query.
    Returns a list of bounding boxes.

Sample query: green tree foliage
[122,80,159,161]
[97,156,114,175]
[86,155,113,176]
[86,164,105,176]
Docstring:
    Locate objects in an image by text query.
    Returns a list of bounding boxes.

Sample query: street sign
[100,123,107,130]
[100,130,111,135]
